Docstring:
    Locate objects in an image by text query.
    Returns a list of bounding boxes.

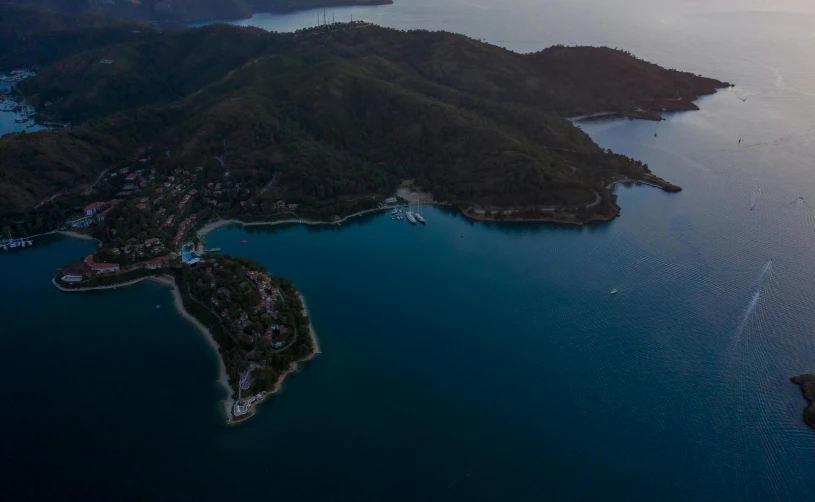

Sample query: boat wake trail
[756,259,773,286]
[729,261,773,354]
[730,289,761,356]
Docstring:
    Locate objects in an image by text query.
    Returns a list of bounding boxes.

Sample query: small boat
[155,305,162,309]
[241,240,247,243]
[610,289,618,295]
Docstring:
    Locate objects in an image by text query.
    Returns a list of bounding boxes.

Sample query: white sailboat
[414,204,426,224]
[405,203,417,224]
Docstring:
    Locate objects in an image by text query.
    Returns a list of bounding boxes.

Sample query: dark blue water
[5,1,815,500]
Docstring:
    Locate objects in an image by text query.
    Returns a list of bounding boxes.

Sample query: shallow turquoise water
[5,1,815,500]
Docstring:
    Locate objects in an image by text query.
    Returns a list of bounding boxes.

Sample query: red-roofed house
[84,202,105,216]
[83,254,120,274]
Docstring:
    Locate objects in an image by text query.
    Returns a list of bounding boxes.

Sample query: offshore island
[0,4,731,423]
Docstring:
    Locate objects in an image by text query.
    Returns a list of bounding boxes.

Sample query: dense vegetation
[0,8,730,232]
[181,255,315,397]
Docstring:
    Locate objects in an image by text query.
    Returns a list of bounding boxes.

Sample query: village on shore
[40,146,330,423]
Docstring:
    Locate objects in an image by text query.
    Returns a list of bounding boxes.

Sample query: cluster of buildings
[66,200,119,228]
[60,151,299,284]
[110,237,166,260]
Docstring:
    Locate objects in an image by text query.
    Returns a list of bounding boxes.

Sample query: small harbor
[1,231,34,251]
[0,68,45,136]
[390,205,428,225]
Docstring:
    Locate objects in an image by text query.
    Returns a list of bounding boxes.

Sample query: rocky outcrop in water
[790,374,815,429]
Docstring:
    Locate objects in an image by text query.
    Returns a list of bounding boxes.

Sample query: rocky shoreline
[790,374,815,430]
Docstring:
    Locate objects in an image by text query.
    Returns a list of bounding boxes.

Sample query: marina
[389,205,428,225]
[1,231,34,251]
[0,69,41,136]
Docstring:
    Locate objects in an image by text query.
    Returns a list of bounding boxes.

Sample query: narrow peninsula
[56,250,317,424]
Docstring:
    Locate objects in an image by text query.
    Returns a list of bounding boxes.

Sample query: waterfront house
[84,255,120,274]
[67,215,93,228]
[94,263,119,274]
[84,202,105,216]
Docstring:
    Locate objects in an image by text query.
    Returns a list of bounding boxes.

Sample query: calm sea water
[5,1,815,500]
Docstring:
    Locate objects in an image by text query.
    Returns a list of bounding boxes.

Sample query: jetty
[1,231,33,251]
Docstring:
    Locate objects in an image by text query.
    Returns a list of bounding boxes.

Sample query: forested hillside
[0,10,729,229]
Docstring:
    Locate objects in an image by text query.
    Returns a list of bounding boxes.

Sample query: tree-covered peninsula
[0,5,729,236]
[56,251,317,423]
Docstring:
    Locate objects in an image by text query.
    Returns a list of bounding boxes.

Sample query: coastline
[158,276,234,422]
[52,274,155,292]
[53,273,236,424]
[230,292,320,425]
[196,174,678,236]
[196,205,396,239]
[57,230,99,243]
[196,203,618,237]
[458,206,620,226]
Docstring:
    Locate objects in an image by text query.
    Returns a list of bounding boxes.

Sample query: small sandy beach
[150,276,235,421]
[57,230,98,241]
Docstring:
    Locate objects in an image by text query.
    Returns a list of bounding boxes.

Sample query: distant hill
[0,0,393,24]
[0,5,156,70]
[0,11,729,230]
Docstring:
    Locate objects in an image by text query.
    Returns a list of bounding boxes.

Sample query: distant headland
[790,374,815,430]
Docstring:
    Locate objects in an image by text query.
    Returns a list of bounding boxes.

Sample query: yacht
[414,213,425,224]
[406,212,417,224]
[610,289,618,295]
